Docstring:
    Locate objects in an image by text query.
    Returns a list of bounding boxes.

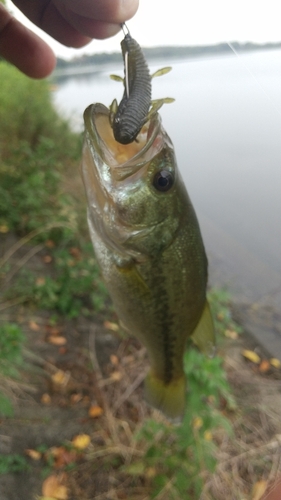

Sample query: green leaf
[0,392,14,417]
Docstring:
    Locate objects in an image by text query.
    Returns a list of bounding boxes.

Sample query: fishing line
[226,41,281,118]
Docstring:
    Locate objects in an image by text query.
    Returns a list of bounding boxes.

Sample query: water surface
[53,50,281,311]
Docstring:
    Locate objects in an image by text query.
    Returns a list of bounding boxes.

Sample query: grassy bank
[0,62,82,240]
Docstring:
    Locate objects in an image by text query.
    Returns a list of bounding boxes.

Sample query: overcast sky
[7,0,281,60]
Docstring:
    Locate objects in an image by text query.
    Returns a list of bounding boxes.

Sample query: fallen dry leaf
[45,239,55,249]
[88,405,103,418]
[224,329,238,339]
[262,479,281,500]
[48,336,67,346]
[46,326,62,336]
[70,393,82,404]
[242,349,261,364]
[259,360,270,373]
[29,320,41,331]
[110,354,119,366]
[69,247,81,259]
[41,393,51,405]
[71,434,91,450]
[51,370,70,387]
[42,474,68,500]
[251,479,267,500]
[43,255,52,264]
[25,449,42,460]
[145,467,157,479]
[103,321,119,332]
[56,451,77,468]
[110,371,122,382]
[47,447,77,468]
[270,358,281,369]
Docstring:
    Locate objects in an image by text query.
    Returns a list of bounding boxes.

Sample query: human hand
[0,0,139,78]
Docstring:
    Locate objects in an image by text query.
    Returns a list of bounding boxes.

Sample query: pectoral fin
[191,301,216,357]
[116,261,150,293]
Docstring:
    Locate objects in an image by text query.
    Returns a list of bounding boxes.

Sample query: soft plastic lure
[110,24,174,145]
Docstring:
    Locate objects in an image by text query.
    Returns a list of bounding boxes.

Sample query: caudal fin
[144,371,186,422]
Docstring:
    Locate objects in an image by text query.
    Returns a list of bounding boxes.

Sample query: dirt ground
[0,231,281,500]
[0,296,281,500]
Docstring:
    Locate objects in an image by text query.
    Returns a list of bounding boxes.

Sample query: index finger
[53,0,139,23]
[13,0,139,28]
[0,3,56,78]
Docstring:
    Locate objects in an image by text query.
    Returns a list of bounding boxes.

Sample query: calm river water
[52,49,281,315]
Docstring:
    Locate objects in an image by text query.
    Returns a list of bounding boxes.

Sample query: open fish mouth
[83,103,167,181]
[82,103,178,255]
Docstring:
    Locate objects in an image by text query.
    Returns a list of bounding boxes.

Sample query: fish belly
[88,210,208,420]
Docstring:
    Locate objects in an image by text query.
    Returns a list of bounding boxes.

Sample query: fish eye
[153,170,174,192]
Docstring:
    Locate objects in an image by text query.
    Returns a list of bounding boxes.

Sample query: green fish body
[82,103,215,421]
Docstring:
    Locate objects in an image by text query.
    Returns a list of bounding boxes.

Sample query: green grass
[0,323,25,378]
[0,323,26,416]
[0,61,82,239]
[208,287,243,337]
[0,454,30,474]
[128,346,236,500]
[0,61,80,159]
[4,242,109,318]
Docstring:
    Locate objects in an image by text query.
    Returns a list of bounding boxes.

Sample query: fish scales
[82,103,215,421]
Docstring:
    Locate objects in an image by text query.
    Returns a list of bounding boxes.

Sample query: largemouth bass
[82,103,215,421]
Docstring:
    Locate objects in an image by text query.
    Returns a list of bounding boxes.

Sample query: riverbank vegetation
[54,40,281,74]
[0,61,280,499]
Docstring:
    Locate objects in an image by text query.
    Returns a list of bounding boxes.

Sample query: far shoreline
[53,41,281,79]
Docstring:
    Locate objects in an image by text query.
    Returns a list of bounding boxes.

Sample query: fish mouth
[83,103,165,181]
[82,103,175,257]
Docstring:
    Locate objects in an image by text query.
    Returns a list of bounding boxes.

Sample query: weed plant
[130,347,235,499]
[4,243,109,318]
[208,288,242,337]
[0,137,77,239]
[0,61,81,239]
[0,62,80,158]
[0,454,30,474]
[0,323,25,416]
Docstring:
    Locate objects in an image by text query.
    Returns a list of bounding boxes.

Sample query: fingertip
[119,0,139,21]
[0,17,56,78]
[23,38,57,79]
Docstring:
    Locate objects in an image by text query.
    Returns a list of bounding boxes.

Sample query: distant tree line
[55,41,281,71]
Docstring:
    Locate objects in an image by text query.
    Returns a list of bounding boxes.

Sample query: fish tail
[144,371,186,422]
